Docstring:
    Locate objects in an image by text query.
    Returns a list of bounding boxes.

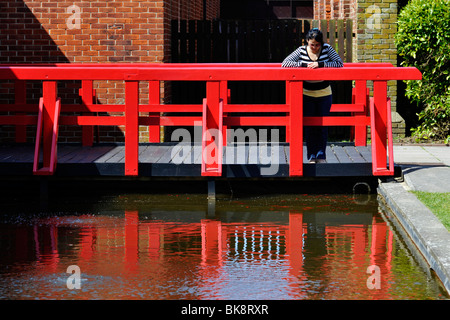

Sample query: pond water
[0,191,448,300]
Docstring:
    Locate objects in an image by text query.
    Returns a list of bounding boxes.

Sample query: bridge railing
[0,63,422,177]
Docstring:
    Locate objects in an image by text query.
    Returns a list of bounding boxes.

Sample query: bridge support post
[125,80,139,176]
[288,80,303,176]
[207,177,216,201]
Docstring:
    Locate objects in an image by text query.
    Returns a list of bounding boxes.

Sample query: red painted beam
[0,65,422,82]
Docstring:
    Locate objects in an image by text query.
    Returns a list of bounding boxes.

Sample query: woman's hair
[305,28,324,45]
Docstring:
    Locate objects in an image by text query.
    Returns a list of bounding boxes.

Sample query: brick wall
[356,0,403,136]
[314,0,357,20]
[314,0,404,137]
[0,0,219,143]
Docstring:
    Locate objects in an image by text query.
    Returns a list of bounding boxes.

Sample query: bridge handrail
[0,63,422,177]
[0,63,421,81]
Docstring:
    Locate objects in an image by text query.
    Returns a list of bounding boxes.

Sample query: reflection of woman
[282,28,343,163]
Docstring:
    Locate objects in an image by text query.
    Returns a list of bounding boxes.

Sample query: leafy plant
[395,0,450,142]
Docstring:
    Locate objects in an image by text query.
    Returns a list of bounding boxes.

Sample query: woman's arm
[281,47,307,68]
[319,45,343,68]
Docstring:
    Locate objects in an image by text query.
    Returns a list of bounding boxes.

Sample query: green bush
[395,0,450,143]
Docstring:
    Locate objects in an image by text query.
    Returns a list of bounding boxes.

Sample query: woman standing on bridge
[282,28,343,163]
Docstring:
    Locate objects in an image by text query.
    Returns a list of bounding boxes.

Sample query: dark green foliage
[396,0,450,142]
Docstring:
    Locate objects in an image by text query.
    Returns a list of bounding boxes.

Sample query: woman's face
[307,39,321,54]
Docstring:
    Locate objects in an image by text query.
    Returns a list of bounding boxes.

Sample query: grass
[412,191,450,231]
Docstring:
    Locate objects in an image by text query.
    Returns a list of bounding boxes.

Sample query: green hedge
[395,0,450,142]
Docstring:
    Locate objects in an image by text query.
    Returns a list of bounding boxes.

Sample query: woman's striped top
[281,43,343,95]
[281,43,343,69]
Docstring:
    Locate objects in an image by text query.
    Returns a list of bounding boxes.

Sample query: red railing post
[371,80,389,175]
[42,81,57,169]
[285,82,291,143]
[353,80,368,146]
[201,81,223,176]
[33,98,44,174]
[288,80,303,176]
[80,80,94,146]
[125,80,139,176]
[14,80,27,143]
[220,80,228,146]
[148,80,160,143]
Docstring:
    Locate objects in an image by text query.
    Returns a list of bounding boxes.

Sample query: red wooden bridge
[0,63,421,180]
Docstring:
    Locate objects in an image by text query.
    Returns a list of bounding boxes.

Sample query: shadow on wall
[0,1,125,144]
[0,0,69,64]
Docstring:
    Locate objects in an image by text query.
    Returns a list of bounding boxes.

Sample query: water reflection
[0,194,447,300]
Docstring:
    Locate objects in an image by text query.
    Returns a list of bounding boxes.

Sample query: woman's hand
[307,62,319,69]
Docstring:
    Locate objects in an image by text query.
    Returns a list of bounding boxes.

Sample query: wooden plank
[1,145,34,162]
[329,20,336,50]
[179,20,187,63]
[343,146,366,163]
[193,144,203,164]
[248,142,259,164]
[224,143,248,165]
[94,145,125,163]
[355,146,372,163]
[331,145,350,163]
[155,145,177,163]
[140,144,168,163]
[321,20,328,43]
[0,146,14,161]
[229,20,238,63]
[171,20,179,63]
[237,20,246,63]
[104,146,125,163]
[0,142,378,178]
[345,20,353,63]
[303,20,311,44]
[168,143,195,164]
[294,20,302,50]
[212,20,223,62]
[66,146,116,163]
[188,20,196,63]
[57,146,84,163]
[337,20,345,61]
[197,20,205,62]
[245,20,254,62]
[281,144,288,165]
[284,145,290,164]
[272,20,283,61]
[258,143,280,166]
[325,145,340,163]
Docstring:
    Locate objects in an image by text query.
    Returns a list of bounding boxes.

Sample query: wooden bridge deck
[0,143,378,178]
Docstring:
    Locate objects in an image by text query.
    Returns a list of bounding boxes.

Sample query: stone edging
[378,180,450,295]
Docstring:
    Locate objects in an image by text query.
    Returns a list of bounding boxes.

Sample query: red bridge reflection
[16,208,397,299]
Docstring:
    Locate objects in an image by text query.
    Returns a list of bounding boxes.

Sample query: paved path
[393,145,450,192]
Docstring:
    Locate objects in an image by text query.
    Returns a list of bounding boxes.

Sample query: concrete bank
[377,145,450,295]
